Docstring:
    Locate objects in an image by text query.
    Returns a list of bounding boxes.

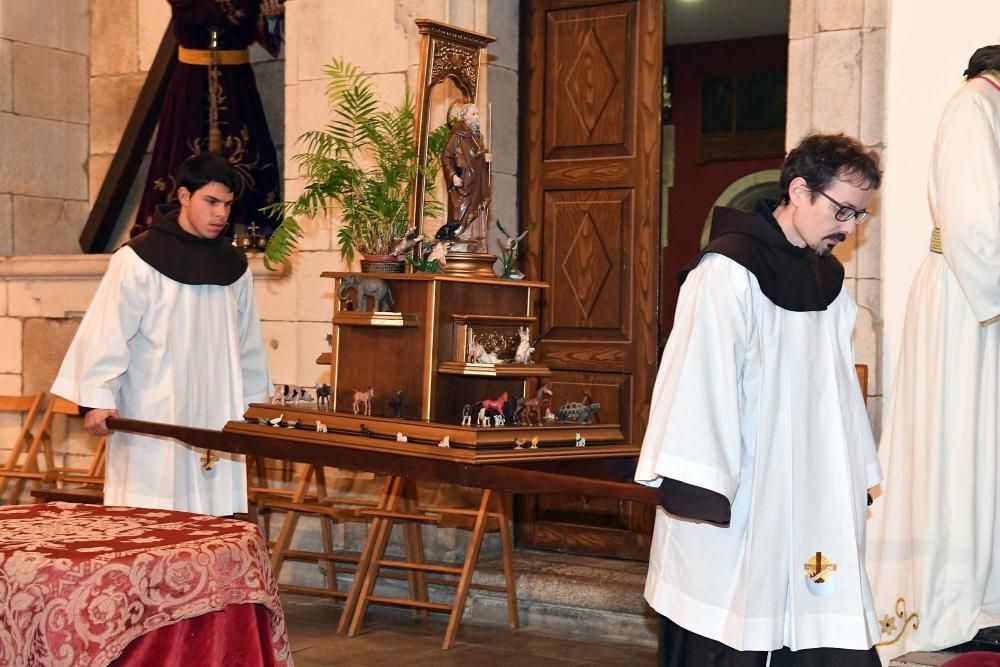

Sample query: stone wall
[0,0,90,256]
[787,0,888,435]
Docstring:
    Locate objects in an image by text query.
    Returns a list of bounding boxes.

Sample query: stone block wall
[787,0,888,435]
[0,0,90,256]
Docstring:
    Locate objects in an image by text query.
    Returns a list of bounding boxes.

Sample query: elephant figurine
[338,275,394,312]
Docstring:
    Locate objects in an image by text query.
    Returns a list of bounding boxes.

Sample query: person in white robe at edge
[866,45,1000,664]
[635,134,884,667]
[52,152,271,516]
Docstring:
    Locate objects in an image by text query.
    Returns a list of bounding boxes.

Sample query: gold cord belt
[177,46,250,66]
[930,226,942,254]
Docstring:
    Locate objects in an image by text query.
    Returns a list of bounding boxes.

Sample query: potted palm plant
[263,58,447,272]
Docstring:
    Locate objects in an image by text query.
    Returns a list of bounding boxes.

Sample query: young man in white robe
[866,46,1000,663]
[636,134,883,666]
[52,153,272,516]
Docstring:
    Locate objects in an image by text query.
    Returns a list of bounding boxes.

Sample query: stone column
[0,0,90,256]
[786,0,887,433]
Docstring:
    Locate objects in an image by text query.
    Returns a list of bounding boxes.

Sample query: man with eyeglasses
[866,45,1000,662]
[636,133,883,665]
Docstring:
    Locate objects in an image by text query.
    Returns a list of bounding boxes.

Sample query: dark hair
[176,152,239,196]
[964,45,1000,78]
[778,133,882,204]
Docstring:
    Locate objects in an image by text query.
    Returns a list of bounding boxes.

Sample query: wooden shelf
[437,361,551,377]
[333,311,417,327]
[322,271,548,288]
[240,403,629,464]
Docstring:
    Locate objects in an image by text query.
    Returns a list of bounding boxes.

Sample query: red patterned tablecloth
[0,502,291,666]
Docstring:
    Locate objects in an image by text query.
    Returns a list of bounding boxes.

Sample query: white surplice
[635,253,882,652]
[52,246,272,516]
[866,74,1000,663]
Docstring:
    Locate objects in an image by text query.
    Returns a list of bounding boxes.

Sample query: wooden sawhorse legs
[345,475,518,649]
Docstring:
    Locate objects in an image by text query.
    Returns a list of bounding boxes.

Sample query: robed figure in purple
[130,0,283,238]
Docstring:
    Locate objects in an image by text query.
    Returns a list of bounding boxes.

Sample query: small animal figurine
[481,391,508,414]
[338,275,394,312]
[477,407,491,427]
[269,414,283,427]
[543,408,557,423]
[315,420,328,433]
[396,432,408,443]
[352,387,375,416]
[513,437,527,450]
[286,419,299,429]
[529,436,539,449]
[438,435,451,448]
[515,385,552,425]
[575,433,586,448]
[493,413,505,427]
[556,395,601,425]
[466,333,504,364]
[461,404,473,426]
[388,390,405,419]
[272,384,312,405]
[315,383,331,410]
[256,417,268,425]
[514,326,535,365]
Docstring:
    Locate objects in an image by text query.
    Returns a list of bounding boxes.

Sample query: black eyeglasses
[815,190,870,224]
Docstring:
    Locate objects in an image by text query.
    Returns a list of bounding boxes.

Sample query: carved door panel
[518,0,662,559]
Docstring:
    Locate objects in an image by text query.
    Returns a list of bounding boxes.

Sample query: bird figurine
[496,220,528,279]
[438,435,451,448]
[529,436,539,449]
[257,416,269,425]
[389,226,423,256]
[427,240,451,266]
[513,437,527,450]
[286,419,298,429]
[269,414,283,427]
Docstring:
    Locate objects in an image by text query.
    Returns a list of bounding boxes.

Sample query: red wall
[661,35,787,333]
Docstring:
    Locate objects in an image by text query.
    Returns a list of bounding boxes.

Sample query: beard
[815,232,847,257]
[467,118,481,135]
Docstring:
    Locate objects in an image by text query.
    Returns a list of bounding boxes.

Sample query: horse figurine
[515,385,553,425]
[480,391,508,418]
[352,387,374,416]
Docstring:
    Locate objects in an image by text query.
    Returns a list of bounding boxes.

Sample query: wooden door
[517,0,662,559]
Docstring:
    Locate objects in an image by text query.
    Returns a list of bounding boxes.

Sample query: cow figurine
[272,384,313,405]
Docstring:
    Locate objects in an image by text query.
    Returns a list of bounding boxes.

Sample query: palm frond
[263,217,304,270]
[269,59,459,260]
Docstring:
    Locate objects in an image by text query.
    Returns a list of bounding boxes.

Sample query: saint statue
[439,102,493,252]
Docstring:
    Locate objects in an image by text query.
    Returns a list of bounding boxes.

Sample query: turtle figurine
[556,395,601,425]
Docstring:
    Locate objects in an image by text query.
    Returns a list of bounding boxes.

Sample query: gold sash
[930,226,942,254]
[177,46,250,66]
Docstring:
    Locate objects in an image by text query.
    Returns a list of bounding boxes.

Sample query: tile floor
[282,593,658,666]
